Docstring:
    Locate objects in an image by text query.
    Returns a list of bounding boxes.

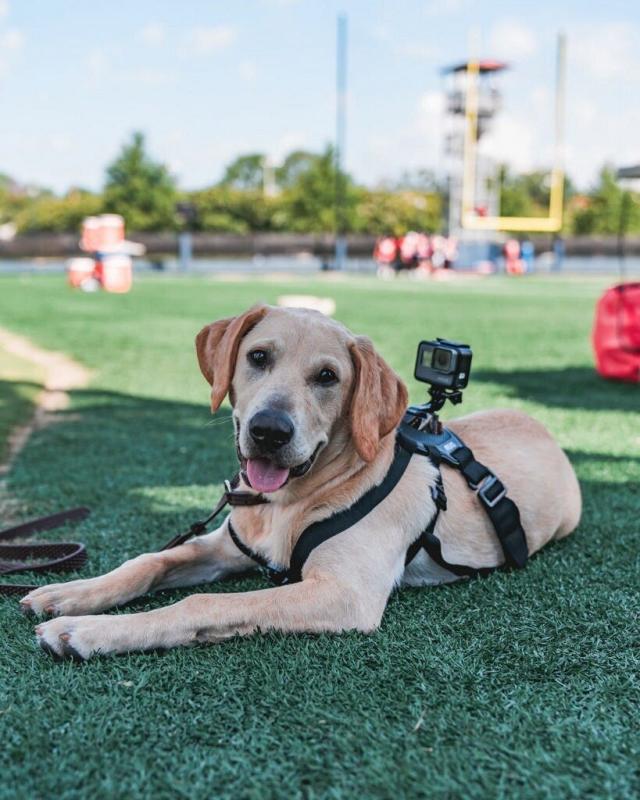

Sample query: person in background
[552,235,565,271]
[521,239,535,273]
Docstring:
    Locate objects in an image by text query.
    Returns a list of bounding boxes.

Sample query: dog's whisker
[205,417,233,428]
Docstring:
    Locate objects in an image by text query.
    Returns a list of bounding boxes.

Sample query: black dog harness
[163,407,529,584]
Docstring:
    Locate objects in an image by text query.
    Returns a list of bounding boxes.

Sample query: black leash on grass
[0,507,90,596]
[0,474,265,599]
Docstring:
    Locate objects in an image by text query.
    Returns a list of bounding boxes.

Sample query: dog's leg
[20,524,251,618]
[34,577,386,660]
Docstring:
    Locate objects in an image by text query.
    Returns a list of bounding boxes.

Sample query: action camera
[414,339,472,391]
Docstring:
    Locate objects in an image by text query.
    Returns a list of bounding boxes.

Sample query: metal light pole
[334,13,348,270]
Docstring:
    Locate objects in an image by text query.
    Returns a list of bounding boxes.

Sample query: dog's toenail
[39,639,62,661]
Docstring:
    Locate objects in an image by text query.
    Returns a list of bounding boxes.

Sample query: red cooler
[593,282,640,382]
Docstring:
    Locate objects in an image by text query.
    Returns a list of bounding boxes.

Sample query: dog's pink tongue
[246,458,290,493]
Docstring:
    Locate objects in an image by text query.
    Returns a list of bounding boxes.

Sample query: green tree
[13,189,102,233]
[103,132,177,231]
[188,186,277,233]
[219,154,265,190]
[276,151,317,188]
[570,167,640,235]
[497,166,535,217]
[354,189,442,235]
[278,146,358,232]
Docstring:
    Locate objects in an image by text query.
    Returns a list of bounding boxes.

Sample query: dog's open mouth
[240,443,322,494]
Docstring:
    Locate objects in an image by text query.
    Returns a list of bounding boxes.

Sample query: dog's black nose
[249,410,294,452]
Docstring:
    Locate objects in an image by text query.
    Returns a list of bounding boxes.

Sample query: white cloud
[565,95,640,188]
[0,0,8,20]
[396,42,439,61]
[271,131,308,163]
[130,67,175,87]
[259,0,300,7]
[140,22,165,47]
[574,98,597,127]
[482,112,537,173]
[370,24,390,43]
[50,134,72,153]
[488,20,537,61]
[0,25,24,81]
[86,48,110,78]
[419,90,445,117]
[572,22,640,81]
[239,59,257,82]
[0,27,23,51]
[424,0,466,16]
[356,90,445,184]
[530,86,551,115]
[187,25,236,55]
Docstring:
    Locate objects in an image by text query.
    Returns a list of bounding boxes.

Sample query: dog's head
[196,304,407,494]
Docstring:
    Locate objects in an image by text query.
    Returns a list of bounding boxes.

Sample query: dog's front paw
[35,616,112,661]
[21,578,109,618]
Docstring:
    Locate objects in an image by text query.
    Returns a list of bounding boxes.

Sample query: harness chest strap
[226,444,414,585]
[163,423,529,583]
[283,444,413,584]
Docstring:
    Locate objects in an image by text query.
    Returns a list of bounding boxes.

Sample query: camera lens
[433,348,452,371]
[421,346,434,368]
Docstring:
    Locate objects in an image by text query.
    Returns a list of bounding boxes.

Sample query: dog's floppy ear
[348,336,408,462]
[195,304,269,411]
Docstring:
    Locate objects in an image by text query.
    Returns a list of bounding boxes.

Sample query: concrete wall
[2,232,640,259]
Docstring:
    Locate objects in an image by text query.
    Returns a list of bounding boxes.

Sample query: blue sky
[1,0,638,193]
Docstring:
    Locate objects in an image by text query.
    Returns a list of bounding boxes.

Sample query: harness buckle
[477,475,506,508]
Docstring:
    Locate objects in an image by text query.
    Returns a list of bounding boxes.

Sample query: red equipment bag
[592,282,640,382]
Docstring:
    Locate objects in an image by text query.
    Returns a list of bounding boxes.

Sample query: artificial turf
[0,344,43,466]
[0,272,637,799]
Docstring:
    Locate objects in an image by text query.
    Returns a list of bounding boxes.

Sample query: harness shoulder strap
[287,444,412,583]
[400,420,528,571]
[448,444,528,569]
[224,445,414,585]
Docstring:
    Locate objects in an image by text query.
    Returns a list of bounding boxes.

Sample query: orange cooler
[101,255,132,293]
[80,217,101,252]
[67,257,95,288]
[100,214,125,249]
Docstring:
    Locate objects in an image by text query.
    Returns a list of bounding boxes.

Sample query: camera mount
[406,385,465,434]
[425,385,464,414]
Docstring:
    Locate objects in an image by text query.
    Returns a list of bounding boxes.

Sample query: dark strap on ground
[0,507,90,596]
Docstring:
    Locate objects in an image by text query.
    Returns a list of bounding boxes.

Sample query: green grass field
[0,272,638,799]
[0,345,43,466]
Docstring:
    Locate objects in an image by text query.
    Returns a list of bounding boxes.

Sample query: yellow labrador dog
[24,305,581,660]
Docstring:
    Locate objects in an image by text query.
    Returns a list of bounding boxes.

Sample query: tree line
[1,132,638,237]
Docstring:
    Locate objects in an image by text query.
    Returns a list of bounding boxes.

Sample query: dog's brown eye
[248,350,269,369]
[316,368,338,385]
